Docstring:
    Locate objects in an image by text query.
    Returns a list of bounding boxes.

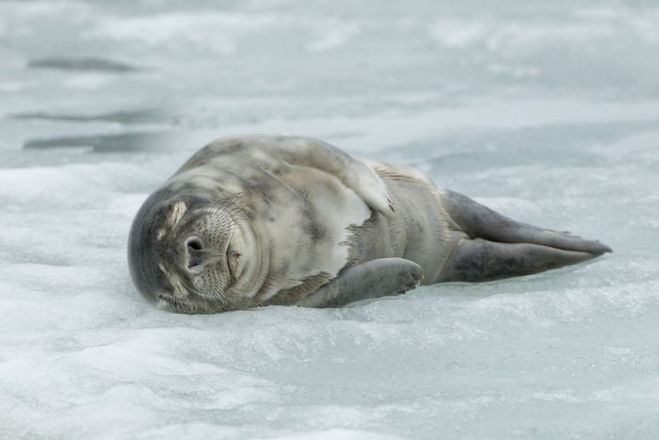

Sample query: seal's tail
[439,190,611,282]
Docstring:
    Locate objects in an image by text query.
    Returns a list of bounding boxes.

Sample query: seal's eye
[186,237,203,251]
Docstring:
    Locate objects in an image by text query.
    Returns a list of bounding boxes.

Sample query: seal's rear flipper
[440,190,611,282]
[297,258,423,308]
[443,190,612,254]
[441,239,602,282]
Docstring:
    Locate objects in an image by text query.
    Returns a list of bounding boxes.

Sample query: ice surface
[1,1,659,439]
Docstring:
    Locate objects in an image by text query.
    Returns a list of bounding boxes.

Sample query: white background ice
[1,1,659,439]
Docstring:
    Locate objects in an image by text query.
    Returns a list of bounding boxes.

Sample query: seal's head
[128,190,258,313]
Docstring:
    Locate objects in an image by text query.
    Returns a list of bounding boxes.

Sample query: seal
[128,135,611,313]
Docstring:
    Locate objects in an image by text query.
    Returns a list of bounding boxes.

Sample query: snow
[1,0,659,439]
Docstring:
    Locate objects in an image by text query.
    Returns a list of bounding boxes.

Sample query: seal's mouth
[156,294,222,315]
[180,218,235,274]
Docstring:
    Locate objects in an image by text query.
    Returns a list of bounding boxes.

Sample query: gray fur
[128,134,611,313]
[129,135,379,313]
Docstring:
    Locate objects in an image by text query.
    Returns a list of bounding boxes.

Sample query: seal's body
[128,135,611,313]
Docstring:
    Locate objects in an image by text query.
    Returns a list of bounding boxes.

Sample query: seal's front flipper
[271,136,394,217]
[440,190,612,282]
[297,258,423,308]
[198,135,393,217]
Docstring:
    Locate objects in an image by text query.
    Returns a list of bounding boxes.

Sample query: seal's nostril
[185,237,205,272]
[186,237,203,252]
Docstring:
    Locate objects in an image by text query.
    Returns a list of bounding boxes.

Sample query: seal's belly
[385,175,453,284]
[256,164,372,303]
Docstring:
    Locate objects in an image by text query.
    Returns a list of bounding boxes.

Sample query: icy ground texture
[1,0,659,439]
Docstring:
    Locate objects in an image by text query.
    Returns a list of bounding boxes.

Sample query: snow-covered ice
[1,1,659,439]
